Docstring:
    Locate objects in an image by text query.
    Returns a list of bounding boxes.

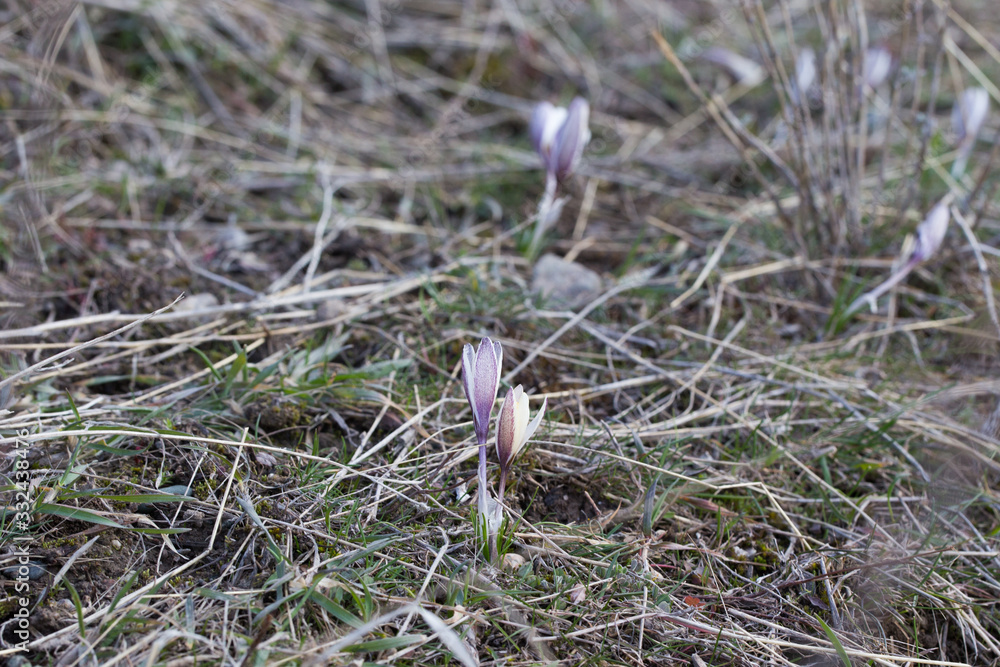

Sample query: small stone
[531,254,602,310]
[502,552,526,571]
[175,293,219,313]
[254,450,278,467]
[316,298,348,321]
[215,225,252,252]
[1,564,45,580]
[127,238,154,254]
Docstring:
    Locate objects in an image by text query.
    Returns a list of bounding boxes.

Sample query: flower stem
[498,467,507,507]
[477,443,488,521]
[844,255,920,317]
[476,442,499,563]
[527,173,558,261]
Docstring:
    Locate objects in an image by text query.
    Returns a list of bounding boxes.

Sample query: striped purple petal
[552,97,590,181]
[462,337,502,444]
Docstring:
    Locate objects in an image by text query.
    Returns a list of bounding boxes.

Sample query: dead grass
[1,0,999,664]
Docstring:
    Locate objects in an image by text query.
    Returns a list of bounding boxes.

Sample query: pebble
[531,254,602,310]
[501,552,526,571]
[1,564,46,581]
[175,293,219,313]
[316,298,348,321]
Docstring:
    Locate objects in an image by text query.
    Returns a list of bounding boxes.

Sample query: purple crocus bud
[910,199,950,263]
[461,337,503,445]
[551,97,591,181]
[530,102,568,163]
[952,87,989,144]
[845,197,952,316]
[862,47,892,89]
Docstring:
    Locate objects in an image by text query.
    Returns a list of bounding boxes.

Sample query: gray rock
[316,298,348,321]
[1,564,46,581]
[175,293,219,313]
[7,654,32,667]
[531,254,603,310]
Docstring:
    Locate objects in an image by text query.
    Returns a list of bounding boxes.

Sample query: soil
[521,480,610,525]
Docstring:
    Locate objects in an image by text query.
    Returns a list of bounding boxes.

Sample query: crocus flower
[910,198,950,263]
[701,46,765,87]
[845,198,951,316]
[530,102,568,167]
[553,98,590,180]
[530,97,590,182]
[862,46,892,90]
[462,337,503,446]
[495,385,547,500]
[527,97,590,259]
[461,337,503,545]
[953,87,990,142]
[951,87,989,176]
[792,47,816,106]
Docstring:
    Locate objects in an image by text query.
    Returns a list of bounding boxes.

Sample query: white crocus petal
[461,344,476,396]
[530,103,567,161]
[863,47,892,89]
[701,47,764,86]
[521,396,547,445]
[541,107,568,156]
[529,102,553,155]
[912,199,950,263]
[794,47,816,103]
[510,386,529,460]
[952,87,989,144]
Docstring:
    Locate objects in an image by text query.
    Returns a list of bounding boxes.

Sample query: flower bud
[530,98,590,181]
[701,47,765,87]
[529,102,568,163]
[863,47,892,89]
[462,338,503,445]
[495,385,546,474]
[551,97,591,181]
[793,47,816,105]
[843,197,951,316]
[952,87,989,145]
[911,199,950,263]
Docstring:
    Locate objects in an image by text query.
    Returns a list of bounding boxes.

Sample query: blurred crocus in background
[845,197,951,316]
[792,47,816,107]
[528,97,590,259]
[495,385,547,504]
[951,87,990,177]
[531,97,590,182]
[461,337,503,537]
[862,46,893,90]
[701,46,765,87]
[530,102,568,171]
